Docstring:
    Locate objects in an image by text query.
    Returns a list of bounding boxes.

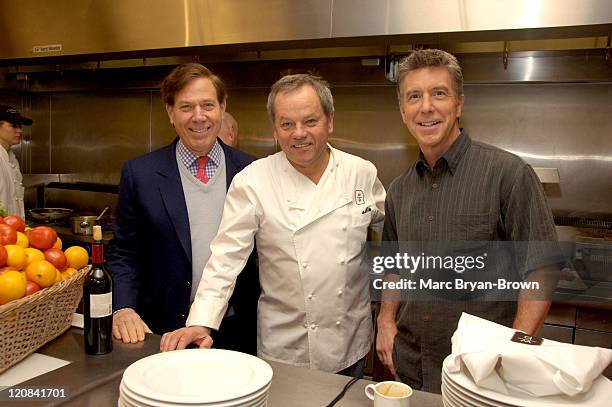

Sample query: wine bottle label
[89,292,112,318]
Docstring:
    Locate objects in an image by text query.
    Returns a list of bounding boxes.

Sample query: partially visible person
[161,74,385,378]
[0,105,31,217]
[376,49,560,393]
[106,63,259,355]
[218,111,238,147]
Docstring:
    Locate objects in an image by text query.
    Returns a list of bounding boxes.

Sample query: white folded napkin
[444,312,612,397]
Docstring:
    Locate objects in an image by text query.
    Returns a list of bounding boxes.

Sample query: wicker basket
[0,265,90,373]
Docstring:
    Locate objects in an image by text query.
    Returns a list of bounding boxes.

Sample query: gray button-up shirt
[384,131,558,393]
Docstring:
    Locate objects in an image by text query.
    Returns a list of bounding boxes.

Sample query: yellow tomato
[5,245,27,270]
[0,270,27,305]
[24,248,45,266]
[15,232,29,248]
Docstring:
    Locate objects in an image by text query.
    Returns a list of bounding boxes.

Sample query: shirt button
[308,293,314,300]
[180,313,186,319]
[427,215,434,221]
[339,259,345,265]
[342,225,347,231]
[310,323,317,330]
[186,281,191,288]
[337,289,343,296]
[432,183,439,189]
[302,262,309,269]
[336,321,341,326]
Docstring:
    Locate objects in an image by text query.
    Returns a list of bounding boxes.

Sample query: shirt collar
[415,129,471,176]
[176,138,223,168]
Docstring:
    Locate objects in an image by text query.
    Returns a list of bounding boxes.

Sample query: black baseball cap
[0,105,33,126]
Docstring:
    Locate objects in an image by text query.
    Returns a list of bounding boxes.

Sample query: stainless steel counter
[6,329,442,406]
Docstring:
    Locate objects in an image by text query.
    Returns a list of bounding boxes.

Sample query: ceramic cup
[364,381,413,407]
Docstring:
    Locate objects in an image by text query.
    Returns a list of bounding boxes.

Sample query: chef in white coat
[0,105,31,218]
[161,74,385,377]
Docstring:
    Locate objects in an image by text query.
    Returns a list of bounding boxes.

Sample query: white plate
[443,355,612,407]
[442,371,514,407]
[121,380,270,407]
[122,349,272,404]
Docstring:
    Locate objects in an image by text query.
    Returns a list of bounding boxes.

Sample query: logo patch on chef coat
[355,190,365,205]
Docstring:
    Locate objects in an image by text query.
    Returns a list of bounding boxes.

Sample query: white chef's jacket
[188,146,385,372]
[0,148,24,217]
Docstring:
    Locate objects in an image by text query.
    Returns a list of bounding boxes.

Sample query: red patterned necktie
[196,156,209,184]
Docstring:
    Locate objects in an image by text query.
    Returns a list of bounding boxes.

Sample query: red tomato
[0,266,19,275]
[0,245,6,267]
[44,248,67,270]
[28,227,58,251]
[0,224,17,245]
[2,216,26,232]
[25,280,41,296]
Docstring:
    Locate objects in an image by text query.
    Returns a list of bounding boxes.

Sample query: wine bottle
[83,225,113,354]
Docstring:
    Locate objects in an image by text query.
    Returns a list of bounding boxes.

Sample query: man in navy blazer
[106,63,258,353]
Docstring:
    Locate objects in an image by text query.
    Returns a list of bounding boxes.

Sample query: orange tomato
[52,236,63,250]
[5,245,27,270]
[25,260,57,288]
[0,270,27,305]
[15,232,29,248]
[64,246,89,270]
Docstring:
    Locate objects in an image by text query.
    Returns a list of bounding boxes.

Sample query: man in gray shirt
[376,49,560,393]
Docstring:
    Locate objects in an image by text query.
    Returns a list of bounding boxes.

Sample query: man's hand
[376,302,400,377]
[112,308,153,343]
[160,326,213,352]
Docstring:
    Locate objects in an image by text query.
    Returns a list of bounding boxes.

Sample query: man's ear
[165,104,174,125]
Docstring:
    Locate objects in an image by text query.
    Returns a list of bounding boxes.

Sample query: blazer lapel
[157,141,192,261]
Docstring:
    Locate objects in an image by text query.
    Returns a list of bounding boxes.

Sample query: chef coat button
[337,289,343,296]
[310,323,317,330]
[336,321,341,326]
[427,215,434,221]
[302,262,308,269]
[342,225,347,231]
[340,259,345,265]
[308,293,313,300]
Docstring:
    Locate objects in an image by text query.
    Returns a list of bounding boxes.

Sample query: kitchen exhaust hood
[1,0,612,62]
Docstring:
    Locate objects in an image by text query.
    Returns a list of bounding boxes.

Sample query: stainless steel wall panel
[332,0,612,37]
[331,86,416,187]
[0,0,333,60]
[29,94,51,174]
[226,88,276,158]
[150,91,178,151]
[48,91,150,174]
[187,0,332,45]
[461,83,612,217]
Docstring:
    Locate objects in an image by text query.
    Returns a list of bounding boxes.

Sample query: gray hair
[396,49,464,103]
[266,74,334,123]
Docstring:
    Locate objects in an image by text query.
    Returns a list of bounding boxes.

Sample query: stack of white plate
[441,355,611,407]
[118,349,273,407]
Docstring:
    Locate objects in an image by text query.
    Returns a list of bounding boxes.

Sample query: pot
[70,216,98,235]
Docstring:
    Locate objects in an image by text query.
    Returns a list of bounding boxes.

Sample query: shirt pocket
[451,212,493,241]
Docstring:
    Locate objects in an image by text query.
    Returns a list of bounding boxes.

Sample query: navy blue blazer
[106,138,258,349]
